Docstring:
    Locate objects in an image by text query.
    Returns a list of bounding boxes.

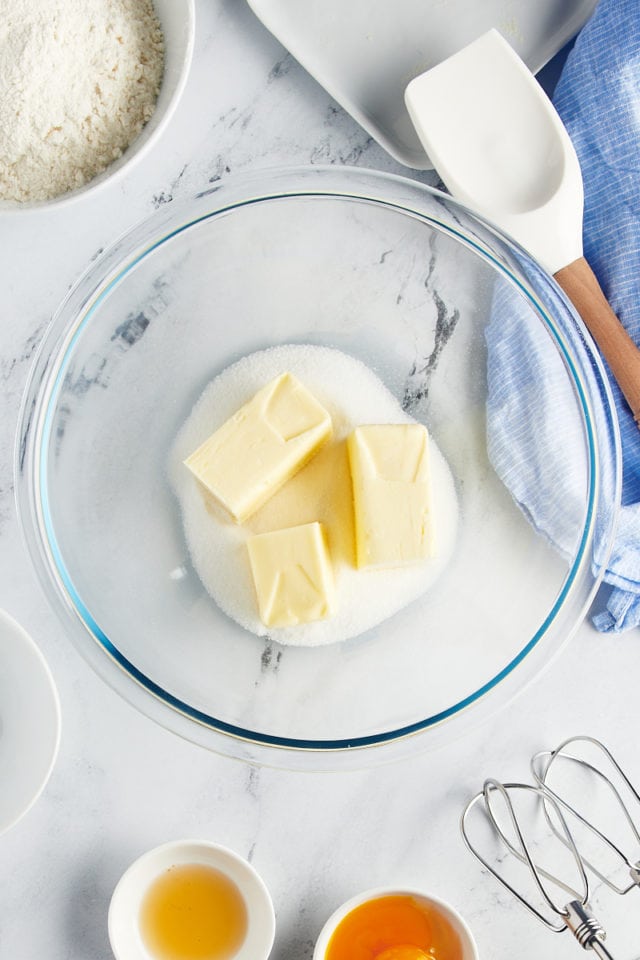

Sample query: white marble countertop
[1,3,639,958]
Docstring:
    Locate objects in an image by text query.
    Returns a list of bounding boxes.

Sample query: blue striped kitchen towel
[488,0,640,633]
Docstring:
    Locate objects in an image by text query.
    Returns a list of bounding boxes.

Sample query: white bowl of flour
[0,0,195,208]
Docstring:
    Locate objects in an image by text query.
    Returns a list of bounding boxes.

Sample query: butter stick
[348,423,433,568]
[184,373,332,522]
[247,522,335,627]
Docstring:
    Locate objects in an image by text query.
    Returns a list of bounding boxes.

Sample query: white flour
[169,345,460,647]
[0,0,164,202]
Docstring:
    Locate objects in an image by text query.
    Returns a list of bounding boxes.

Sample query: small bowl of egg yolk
[313,888,479,960]
[108,839,275,960]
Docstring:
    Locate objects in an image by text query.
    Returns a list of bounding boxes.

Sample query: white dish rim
[0,608,61,836]
[245,0,598,168]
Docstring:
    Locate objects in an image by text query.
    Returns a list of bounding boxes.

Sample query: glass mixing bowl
[17,167,620,768]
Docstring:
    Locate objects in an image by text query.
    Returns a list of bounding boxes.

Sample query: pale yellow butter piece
[184,373,332,522]
[247,521,335,627]
[348,423,433,568]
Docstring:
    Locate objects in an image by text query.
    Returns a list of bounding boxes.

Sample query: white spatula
[405,29,640,425]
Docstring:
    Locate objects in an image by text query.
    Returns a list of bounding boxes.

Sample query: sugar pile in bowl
[169,345,460,648]
[0,0,164,203]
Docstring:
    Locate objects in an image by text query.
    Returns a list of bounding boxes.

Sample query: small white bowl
[0,609,61,835]
[313,887,479,960]
[0,0,195,212]
[108,839,276,960]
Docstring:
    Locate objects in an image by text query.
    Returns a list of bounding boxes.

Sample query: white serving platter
[246,0,597,168]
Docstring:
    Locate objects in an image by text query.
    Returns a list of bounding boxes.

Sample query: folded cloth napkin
[554,0,640,631]
[487,0,640,633]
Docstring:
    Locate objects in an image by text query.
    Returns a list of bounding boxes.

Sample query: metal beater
[532,735,640,897]
[460,735,640,958]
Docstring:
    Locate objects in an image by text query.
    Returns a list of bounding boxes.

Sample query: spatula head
[405,29,584,273]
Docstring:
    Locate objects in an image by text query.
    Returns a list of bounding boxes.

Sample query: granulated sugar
[169,345,459,648]
[0,0,164,203]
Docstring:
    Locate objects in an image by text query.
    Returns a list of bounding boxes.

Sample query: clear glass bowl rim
[15,165,622,768]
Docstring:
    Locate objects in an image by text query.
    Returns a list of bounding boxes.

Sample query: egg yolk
[324,894,464,960]
[376,948,430,960]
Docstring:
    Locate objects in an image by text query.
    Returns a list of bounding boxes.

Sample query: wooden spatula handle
[554,257,640,426]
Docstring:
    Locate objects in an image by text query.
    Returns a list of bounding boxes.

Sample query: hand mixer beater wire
[461,778,618,958]
[532,735,640,896]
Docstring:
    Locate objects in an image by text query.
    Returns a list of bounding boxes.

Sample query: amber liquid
[139,863,248,960]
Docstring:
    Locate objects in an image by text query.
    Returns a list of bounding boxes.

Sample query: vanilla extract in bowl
[140,863,248,960]
[108,840,275,960]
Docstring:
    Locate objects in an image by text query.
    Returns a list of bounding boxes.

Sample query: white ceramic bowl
[0,0,195,211]
[313,887,479,960]
[0,608,61,835]
[108,839,276,960]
